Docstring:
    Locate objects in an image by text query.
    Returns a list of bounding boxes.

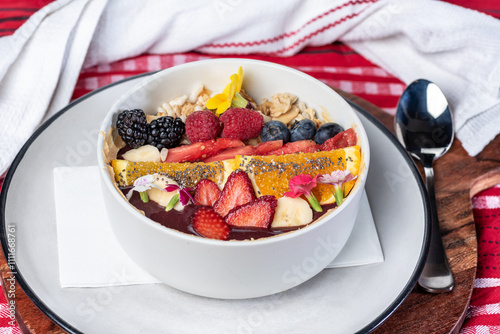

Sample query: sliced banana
[146,174,184,210]
[271,197,313,228]
[122,145,160,162]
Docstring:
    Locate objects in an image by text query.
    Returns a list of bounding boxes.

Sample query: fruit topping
[202,145,254,162]
[290,119,316,142]
[147,116,185,150]
[260,120,290,143]
[253,140,283,155]
[264,140,317,155]
[163,138,244,163]
[194,179,221,207]
[203,140,284,162]
[271,197,313,228]
[185,110,221,143]
[117,109,148,148]
[314,122,344,145]
[192,206,231,240]
[145,175,184,210]
[111,159,225,188]
[225,195,277,228]
[219,108,263,141]
[319,128,357,151]
[121,145,160,162]
[234,146,361,204]
[213,170,255,217]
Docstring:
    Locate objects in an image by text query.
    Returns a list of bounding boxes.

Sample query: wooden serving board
[343,90,498,334]
[1,90,499,333]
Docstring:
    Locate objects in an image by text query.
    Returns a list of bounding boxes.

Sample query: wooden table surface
[1,90,499,333]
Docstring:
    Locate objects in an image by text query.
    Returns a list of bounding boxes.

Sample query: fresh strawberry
[202,145,254,162]
[253,140,283,155]
[319,129,357,151]
[194,179,221,206]
[225,195,278,228]
[220,108,263,141]
[192,206,230,240]
[163,138,244,162]
[213,170,255,217]
[265,140,317,155]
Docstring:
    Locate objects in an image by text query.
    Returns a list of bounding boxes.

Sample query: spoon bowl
[395,79,454,162]
[395,79,454,293]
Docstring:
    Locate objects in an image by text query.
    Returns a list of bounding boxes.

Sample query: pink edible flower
[165,184,194,206]
[284,174,322,212]
[317,170,357,206]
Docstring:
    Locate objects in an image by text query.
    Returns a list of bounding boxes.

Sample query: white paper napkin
[325,189,383,268]
[54,166,159,287]
[53,166,383,288]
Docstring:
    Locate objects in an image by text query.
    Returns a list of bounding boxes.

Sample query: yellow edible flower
[206,66,244,116]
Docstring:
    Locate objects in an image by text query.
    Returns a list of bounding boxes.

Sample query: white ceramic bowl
[97,59,370,299]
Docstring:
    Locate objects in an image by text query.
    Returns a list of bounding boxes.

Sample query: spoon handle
[419,165,454,293]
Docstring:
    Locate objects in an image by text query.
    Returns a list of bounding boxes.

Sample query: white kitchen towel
[342,1,500,157]
[2,0,500,177]
[53,166,383,288]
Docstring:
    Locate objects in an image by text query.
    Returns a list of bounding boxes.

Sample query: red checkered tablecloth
[0,1,499,332]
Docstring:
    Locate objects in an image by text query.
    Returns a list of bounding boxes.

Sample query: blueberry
[314,123,344,145]
[290,119,316,142]
[260,121,290,143]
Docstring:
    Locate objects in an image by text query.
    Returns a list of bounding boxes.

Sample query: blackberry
[147,116,185,150]
[116,109,148,149]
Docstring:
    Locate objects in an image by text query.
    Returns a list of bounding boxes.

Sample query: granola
[154,85,323,131]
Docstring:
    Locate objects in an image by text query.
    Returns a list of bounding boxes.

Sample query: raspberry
[185,110,221,143]
[220,108,263,141]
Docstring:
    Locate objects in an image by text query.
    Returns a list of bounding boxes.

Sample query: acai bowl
[97,59,370,299]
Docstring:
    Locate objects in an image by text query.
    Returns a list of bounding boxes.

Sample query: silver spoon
[395,79,454,293]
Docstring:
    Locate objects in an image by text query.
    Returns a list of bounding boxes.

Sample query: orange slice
[233,146,361,204]
[111,159,225,188]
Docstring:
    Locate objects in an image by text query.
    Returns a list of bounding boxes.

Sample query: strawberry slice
[225,195,278,228]
[194,179,221,206]
[192,206,230,240]
[163,138,245,163]
[213,170,255,217]
[253,140,283,155]
[202,145,254,162]
[265,140,317,156]
[319,128,357,151]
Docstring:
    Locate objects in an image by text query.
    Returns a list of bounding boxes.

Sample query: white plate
[0,74,430,333]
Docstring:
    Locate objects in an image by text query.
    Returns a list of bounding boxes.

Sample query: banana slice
[122,145,160,162]
[271,197,313,228]
[146,174,184,210]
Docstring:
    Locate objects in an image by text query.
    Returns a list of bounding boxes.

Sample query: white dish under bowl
[97,59,370,299]
[0,73,429,333]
